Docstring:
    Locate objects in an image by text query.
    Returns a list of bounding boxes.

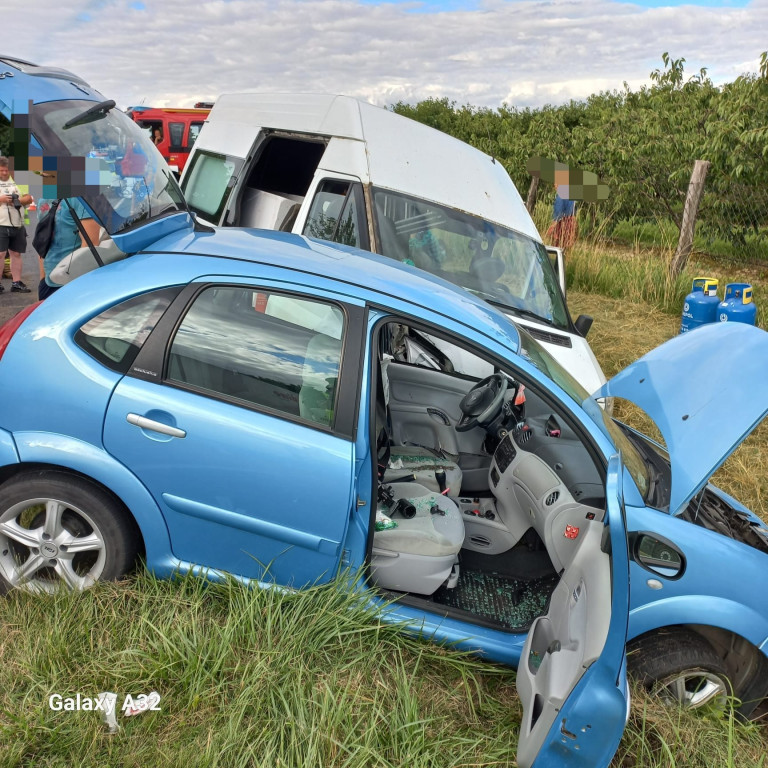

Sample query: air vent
[545,491,560,506]
[517,428,533,444]
[469,536,492,548]
[524,327,573,348]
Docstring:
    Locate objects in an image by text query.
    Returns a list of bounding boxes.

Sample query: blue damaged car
[2,55,768,767]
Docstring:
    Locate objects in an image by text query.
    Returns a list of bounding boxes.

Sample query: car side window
[182,151,239,221]
[166,286,346,428]
[303,180,369,250]
[75,287,181,374]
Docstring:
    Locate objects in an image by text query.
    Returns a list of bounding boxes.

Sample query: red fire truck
[126,103,212,175]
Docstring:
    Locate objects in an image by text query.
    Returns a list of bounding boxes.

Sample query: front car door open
[516,454,630,768]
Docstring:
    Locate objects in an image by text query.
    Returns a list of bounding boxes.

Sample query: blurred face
[0,164,10,182]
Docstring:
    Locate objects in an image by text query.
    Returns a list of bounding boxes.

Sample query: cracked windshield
[372,188,568,330]
[31,99,186,236]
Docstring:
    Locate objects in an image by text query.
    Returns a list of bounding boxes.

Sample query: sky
[9,0,768,110]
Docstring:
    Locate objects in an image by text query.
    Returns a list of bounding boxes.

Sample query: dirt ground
[0,211,41,325]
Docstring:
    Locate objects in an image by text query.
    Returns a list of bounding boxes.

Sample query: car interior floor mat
[458,545,557,582]
[430,568,559,631]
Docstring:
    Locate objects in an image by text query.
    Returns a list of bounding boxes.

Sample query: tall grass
[0,572,518,768]
[563,239,767,329]
[565,241,695,317]
[2,571,767,767]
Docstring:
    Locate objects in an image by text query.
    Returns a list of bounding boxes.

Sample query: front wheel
[628,628,732,712]
[0,471,139,594]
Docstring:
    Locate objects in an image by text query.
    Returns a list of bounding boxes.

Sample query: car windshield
[29,99,186,236]
[517,326,651,499]
[372,187,569,330]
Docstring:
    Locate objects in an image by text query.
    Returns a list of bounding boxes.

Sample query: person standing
[35,197,101,300]
[0,156,32,293]
[547,184,578,250]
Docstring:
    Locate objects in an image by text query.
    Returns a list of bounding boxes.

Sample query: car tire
[628,628,733,712]
[0,470,139,594]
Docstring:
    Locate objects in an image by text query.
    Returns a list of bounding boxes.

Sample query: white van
[180,93,605,393]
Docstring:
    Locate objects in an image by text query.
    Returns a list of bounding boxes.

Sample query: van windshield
[372,188,569,330]
[30,99,187,236]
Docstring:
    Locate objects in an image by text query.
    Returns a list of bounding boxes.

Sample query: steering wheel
[456,373,508,432]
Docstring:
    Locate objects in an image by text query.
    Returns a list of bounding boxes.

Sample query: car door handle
[126,413,187,438]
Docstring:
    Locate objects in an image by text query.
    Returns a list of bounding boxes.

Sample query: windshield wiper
[63,99,116,129]
[483,296,556,327]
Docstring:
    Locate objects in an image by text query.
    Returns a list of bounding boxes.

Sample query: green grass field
[2,241,768,767]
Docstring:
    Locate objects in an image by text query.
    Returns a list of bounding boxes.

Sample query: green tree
[701,51,768,247]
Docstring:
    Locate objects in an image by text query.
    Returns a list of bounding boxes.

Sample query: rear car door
[102,281,366,586]
[516,454,630,767]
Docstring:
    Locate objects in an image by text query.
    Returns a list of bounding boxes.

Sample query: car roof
[0,56,105,116]
[143,226,521,352]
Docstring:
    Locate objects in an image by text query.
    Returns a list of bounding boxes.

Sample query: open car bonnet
[593,322,768,516]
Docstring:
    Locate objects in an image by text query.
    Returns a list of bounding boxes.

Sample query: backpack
[32,199,61,258]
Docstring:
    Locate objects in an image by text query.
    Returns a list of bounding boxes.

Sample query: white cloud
[9,0,768,109]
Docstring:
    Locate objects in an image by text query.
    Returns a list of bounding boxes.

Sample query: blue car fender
[629,592,768,657]
[12,430,173,564]
[0,426,20,467]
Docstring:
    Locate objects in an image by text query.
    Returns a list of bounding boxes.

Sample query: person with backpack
[34,197,100,300]
[0,156,33,294]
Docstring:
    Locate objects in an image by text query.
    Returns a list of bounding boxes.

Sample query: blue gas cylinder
[680,277,720,334]
[718,283,757,326]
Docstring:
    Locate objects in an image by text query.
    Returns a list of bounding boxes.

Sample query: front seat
[370,482,464,595]
[376,390,463,494]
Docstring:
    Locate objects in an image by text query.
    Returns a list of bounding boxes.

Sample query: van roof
[207,93,539,240]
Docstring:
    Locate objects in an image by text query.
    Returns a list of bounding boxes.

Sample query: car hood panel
[593,322,768,516]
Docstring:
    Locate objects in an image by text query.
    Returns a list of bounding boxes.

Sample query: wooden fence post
[670,159,711,277]
[526,175,539,215]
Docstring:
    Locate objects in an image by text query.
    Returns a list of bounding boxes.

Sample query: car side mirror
[574,314,593,337]
[633,533,685,580]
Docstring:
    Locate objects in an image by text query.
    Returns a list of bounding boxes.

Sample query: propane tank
[680,277,720,334]
[718,283,757,326]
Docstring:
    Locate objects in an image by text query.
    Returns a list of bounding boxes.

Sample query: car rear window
[75,287,181,374]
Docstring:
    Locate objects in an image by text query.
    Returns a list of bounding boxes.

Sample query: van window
[303,180,369,250]
[188,122,204,147]
[183,151,239,221]
[168,122,185,150]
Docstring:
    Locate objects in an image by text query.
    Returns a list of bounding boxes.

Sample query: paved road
[0,211,43,326]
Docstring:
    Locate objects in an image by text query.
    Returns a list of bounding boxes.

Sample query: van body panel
[318,137,370,182]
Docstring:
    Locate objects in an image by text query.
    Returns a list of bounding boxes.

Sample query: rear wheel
[628,628,732,712]
[0,471,139,594]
